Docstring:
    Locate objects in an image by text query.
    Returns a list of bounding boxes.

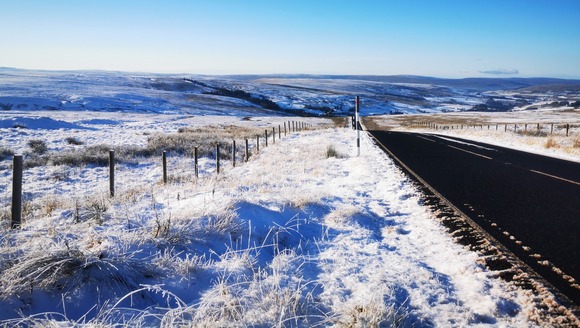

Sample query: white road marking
[447,145,493,160]
[432,135,498,152]
[417,135,436,143]
[529,170,580,186]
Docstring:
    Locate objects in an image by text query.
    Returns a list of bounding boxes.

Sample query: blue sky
[1,0,579,78]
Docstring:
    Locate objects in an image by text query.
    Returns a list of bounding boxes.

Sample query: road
[368,130,580,305]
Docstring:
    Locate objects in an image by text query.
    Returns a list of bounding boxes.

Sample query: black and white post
[355,95,361,156]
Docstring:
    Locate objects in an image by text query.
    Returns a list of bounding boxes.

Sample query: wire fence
[411,122,577,137]
[5,120,315,230]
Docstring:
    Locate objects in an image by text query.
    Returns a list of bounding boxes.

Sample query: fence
[411,122,577,137]
[7,120,314,229]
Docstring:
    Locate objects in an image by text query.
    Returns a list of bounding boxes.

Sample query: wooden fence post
[272,127,275,144]
[11,155,23,229]
[216,144,220,174]
[162,150,167,184]
[278,125,281,139]
[284,122,287,136]
[232,140,236,168]
[256,135,260,153]
[245,139,249,162]
[194,147,198,178]
[566,124,570,136]
[551,124,554,135]
[109,150,115,197]
[265,130,268,147]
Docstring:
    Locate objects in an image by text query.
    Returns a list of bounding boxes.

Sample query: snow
[3,68,554,117]
[0,110,574,326]
[0,116,92,130]
[0,69,578,325]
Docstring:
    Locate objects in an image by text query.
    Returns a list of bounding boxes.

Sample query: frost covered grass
[0,113,577,326]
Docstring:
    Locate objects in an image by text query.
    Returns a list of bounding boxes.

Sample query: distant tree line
[183,79,281,111]
[542,100,578,108]
[203,86,280,111]
[469,98,517,112]
[304,104,337,115]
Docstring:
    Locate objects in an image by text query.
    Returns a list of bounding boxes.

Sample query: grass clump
[65,137,83,145]
[27,139,48,155]
[326,145,339,158]
[0,146,14,160]
[516,130,548,137]
[52,145,111,167]
[545,137,559,149]
[0,243,157,300]
[326,144,347,159]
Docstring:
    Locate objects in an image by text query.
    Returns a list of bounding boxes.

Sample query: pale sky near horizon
[1,0,579,78]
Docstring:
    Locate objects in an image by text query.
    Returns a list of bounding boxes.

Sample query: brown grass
[545,138,559,149]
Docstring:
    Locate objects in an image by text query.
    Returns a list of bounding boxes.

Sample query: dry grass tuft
[545,138,559,149]
[573,138,580,148]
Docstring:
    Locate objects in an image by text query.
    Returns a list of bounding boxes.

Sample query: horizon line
[2,66,580,81]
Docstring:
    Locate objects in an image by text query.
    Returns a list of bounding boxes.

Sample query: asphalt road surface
[369,130,580,305]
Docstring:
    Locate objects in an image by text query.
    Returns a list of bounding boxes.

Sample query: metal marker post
[355,96,360,156]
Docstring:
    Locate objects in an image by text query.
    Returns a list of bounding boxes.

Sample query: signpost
[355,96,360,156]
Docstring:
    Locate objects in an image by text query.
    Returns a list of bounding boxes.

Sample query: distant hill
[225,74,580,92]
[1,68,579,116]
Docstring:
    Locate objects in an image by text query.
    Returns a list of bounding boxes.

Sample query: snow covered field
[1,110,578,327]
[3,68,579,118]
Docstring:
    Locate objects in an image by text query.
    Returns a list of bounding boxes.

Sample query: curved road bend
[368,130,580,305]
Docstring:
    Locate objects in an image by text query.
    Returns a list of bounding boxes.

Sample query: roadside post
[355,96,361,156]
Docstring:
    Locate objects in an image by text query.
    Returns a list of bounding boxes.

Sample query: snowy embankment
[0,114,573,326]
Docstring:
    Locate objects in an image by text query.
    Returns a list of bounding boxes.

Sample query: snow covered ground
[1,110,578,326]
[4,68,579,118]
